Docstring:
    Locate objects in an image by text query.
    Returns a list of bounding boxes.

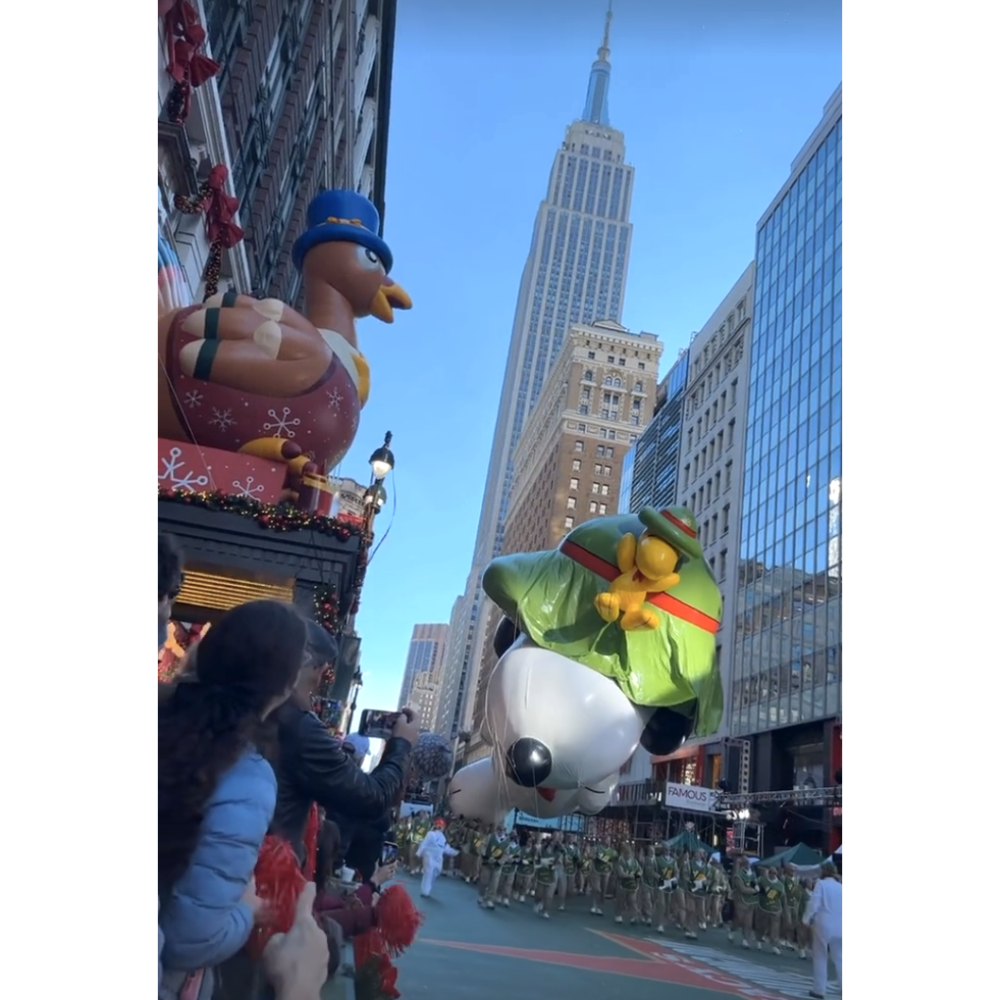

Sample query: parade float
[449,506,724,823]
[157,186,412,731]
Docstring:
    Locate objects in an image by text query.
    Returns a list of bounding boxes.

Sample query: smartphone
[380,841,399,866]
[358,708,401,740]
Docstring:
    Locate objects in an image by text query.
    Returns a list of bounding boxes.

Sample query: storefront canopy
[757,843,825,869]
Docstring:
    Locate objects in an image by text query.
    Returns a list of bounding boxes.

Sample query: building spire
[582,2,613,126]
[598,1,613,62]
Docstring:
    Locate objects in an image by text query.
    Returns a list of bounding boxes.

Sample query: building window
[722,503,730,534]
[719,549,727,580]
[727,419,736,449]
[638,361,645,370]
[567,497,576,510]
[565,516,575,528]
[587,351,595,360]
[578,423,587,431]
[599,503,607,514]
[570,477,579,490]
[630,414,641,425]
[618,357,626,365]
[589,501,598,513]
[606,448,614,458]
[603,465,611,476]
[597,445,605,457]
[591,482,600,493]
[579,404,589,415]
[584,370,594,381]
[572,459,581,471]
[600,484,609,496]
[607,355,615,363]
[594,463,603,474]
[574,441,584,452]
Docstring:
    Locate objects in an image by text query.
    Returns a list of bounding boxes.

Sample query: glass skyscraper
[438,11,636,738]
[732,86,842,737]
[624,350,689,512]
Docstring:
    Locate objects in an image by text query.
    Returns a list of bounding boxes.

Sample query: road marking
[422,933,791,999]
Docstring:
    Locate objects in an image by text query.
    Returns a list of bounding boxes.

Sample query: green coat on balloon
[482,506,724,737]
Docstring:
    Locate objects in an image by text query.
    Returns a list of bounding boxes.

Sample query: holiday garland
[174,165,245,300]
[162,0,220,124]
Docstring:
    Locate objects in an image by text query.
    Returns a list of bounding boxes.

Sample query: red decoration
[247,836,307,959]
[162,0,221,123]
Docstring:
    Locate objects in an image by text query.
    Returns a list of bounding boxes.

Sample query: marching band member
[514,833,535,903]
[614,842,641,925]
[496,833,521,908]
[477,823,507,909]
[638,845,663,929]
[561,834,580,909]
[579,842,593,897]
[589,837,617,916]
[781,864,802,949]
[757,865,786,955]
[533,837,560,918]
[728,854,759,949]
[708,855,729,927]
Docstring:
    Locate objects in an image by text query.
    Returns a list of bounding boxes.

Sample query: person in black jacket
[269,622,418,862]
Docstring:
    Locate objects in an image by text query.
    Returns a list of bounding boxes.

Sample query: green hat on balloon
[638,506,704,562]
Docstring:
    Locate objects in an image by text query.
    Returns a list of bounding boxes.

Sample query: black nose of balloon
[504,737,552,787]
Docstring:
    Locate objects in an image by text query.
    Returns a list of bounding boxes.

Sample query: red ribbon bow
[203,165,245,248]
[162,0,221,121]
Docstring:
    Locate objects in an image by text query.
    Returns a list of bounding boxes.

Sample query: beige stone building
[465,320,663,761]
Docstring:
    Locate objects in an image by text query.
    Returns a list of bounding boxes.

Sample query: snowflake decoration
[184,390,204,409]
[232,476,266,499]
[209,407,236,432]
[327,389,343,410]
[263,406,301,439]
[159,447,209,490]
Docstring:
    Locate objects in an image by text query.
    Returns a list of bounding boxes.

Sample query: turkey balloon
[157,189,411,508]
[449,506,723,821]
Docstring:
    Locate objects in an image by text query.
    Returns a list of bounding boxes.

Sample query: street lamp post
[362,430,394,535]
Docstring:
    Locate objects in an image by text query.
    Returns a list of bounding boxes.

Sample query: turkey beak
[368,277,413,324]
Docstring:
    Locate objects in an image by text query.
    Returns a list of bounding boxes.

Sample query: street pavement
[390,870,840,1000]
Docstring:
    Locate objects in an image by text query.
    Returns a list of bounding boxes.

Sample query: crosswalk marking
[645,938,841,999]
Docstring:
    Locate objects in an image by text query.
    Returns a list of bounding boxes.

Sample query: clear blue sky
[338,0,842,725]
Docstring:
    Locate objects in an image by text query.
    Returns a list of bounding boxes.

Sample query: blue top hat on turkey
[292,189,394,273]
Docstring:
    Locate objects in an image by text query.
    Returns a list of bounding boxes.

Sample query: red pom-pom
[246,836,306,958]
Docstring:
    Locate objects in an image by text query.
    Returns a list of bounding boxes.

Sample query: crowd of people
[157,532,421,1000]
[395,815,842,998]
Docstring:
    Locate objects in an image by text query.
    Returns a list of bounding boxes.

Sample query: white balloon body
[483,638,649,790]
[447,756,512,824]
[506,783,582,819]
[575,772,620,816]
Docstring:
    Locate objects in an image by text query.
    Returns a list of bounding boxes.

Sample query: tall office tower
[397,623,449,730]
[438,10,636,743]
[677,263,756,736]
[733,86,842,842]
[621,350,690,514]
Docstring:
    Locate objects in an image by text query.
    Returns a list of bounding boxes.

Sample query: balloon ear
[639,706,695,756]
[493,616,521,659]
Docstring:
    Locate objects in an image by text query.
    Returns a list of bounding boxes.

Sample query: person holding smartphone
[269,626,419,865]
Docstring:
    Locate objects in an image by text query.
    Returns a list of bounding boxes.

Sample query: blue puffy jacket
[159,750,276,982]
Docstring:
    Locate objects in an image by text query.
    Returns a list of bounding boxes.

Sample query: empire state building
[436,9,636,739]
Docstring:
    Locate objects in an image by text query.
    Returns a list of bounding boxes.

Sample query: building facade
[440,13,637,745]
[679,263,756,736]
[465,321,662,758]
[158,0,397,307]
[624,350,689,513]
[733,86,842,851]
[397,623,449,731]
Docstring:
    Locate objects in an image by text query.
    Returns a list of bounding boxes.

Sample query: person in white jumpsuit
[802,862,842,998]
[416,819,459,899]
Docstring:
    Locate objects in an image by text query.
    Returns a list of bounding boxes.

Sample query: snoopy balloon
[449,506,724,822]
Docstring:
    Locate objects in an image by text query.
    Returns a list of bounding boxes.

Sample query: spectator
[158,601,309,1000]
[269,630,419,864]
[803,861,843,999]
[158,531,184,650]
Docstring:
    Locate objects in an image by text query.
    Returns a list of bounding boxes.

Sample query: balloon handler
[449,506,724,822]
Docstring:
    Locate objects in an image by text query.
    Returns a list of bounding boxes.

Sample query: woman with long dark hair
[159,600,308,999]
